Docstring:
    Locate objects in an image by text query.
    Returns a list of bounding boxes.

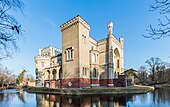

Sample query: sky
[1,0,170,77]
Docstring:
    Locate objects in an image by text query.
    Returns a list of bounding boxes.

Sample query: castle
[35,15,131,88]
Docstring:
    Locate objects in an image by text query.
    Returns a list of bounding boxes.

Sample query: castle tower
[60,15,90,88]
[107,21,114,86]
[120,37,124,73]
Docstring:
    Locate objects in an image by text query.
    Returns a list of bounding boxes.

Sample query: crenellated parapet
[35,55,51,60]
[97,38,107,45]
[60,15,90,32]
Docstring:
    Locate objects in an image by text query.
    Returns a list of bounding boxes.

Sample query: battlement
[60,15,90,32]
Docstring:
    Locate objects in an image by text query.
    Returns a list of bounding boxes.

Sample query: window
[48,52,50,56]
[58,60,61,66]
[91,46,94,50]
[117,60,119,68]
[93,68,97,77]
[85,68,87,75]
[59,68,62,79]
[52,69,56,79]
[66,47,74,61]
[92,53,96,63]
[41,62,45,67]
[96,54,98,63]
[94,54,96,63]
[47,70,50,80]
[83,67,87,76]
[82,35,86,43]
[92,53,97,63]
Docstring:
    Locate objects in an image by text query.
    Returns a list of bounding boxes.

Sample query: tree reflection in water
[0,89,36,107]
[131,87,170,107]
[16,92,25,103]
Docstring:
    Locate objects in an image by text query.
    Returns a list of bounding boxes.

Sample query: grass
[26,85,154,96]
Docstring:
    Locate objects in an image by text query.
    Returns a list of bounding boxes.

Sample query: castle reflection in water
[0,88,170,106]
[36,94,134,107]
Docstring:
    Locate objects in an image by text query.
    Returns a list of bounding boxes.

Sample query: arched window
[114,48,120,72]
[93,68,97,77]
[59,68,62,79]
[47,70,50,80]
[52,69,57,79]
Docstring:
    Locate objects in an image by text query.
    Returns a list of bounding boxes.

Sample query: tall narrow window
[70,49,73,59]
[117,60,119,68]
[92,53,95,63]
[68,50,70,59]
[96,54,98,63]
[66,47,74,61]
[93,68,97,77]
[83,67,87,76]
[82,35,86,43]
[91,46,94,50]
[47,70,50,80]
[59,68,62,79]
[94,54,96,63]
[85,68,87,75]
[52,69,56,79]
[41,62,45,67]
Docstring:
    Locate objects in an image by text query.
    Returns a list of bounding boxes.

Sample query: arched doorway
[45,70,50,88]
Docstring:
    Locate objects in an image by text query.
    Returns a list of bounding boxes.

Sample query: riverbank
[26,85,154,96]
[151,83,170,89]
[0,86,23,90]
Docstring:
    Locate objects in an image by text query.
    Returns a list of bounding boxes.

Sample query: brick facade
[44,76,131,88]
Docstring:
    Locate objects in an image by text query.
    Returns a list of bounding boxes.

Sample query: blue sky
[2,0,170,76]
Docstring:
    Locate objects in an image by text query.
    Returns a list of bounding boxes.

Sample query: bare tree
[154,62,170,84]
[138,66,148,84]
[143,0,170,39]
[145,57,162,82]
[165,68,170,83]
[0,67,16,87]
[0,0,24,59]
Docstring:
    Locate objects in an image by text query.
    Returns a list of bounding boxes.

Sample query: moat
[0,87,170,107]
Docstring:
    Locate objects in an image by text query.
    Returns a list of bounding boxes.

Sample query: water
[0,87,170,107]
